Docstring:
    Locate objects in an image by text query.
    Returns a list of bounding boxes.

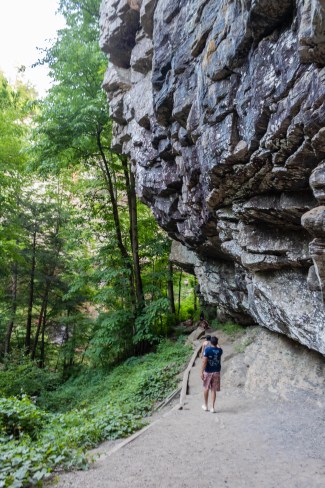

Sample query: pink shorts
[203,372,221,392]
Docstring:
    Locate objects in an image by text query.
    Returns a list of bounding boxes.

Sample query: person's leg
[202,373,210,410]
[211,390,216,409]
[210,373,220,412]
[203,388,209,409]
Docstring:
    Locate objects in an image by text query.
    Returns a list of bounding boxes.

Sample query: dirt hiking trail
[53,331,325,488]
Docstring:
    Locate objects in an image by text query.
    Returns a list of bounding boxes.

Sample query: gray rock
[298,0,325,65]
[140,0,156,38]
[302,162,325,300]
[100,0,325,354]
[235,327,325,403]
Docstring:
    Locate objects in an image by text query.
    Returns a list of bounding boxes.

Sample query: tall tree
[25,222,37,355]
[26,0,178,365]
[0,73,35,355]
[32,0,143,320]
[4,263,18,355]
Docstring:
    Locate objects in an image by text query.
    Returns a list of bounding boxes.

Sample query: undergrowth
[0,339,191,488]
[211,320,246,336]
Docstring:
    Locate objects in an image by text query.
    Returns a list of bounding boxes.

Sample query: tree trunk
[25,230,37,355]
[122,158,144,309]
[96,131,129,260]
[39,300,48,368]
[167,261,176,314]
[69,323,76,367]
[31,287,49,360]
[34,210,62,363]
[151,259,155,301]
[177,269,183,316]
[96,130,137,315]
[4,263,18,355]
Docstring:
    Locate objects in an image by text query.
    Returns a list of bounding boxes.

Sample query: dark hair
[205,335,211,341]
[210,336,218,346]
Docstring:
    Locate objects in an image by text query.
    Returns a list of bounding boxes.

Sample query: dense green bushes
[0,339,191,488]
[0,360,60,398]
[0,396,47,439]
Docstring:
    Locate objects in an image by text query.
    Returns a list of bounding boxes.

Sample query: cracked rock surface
[100,0,325,354]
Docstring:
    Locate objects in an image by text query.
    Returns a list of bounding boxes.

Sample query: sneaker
[210,407,216,413]
[202,405,208,411]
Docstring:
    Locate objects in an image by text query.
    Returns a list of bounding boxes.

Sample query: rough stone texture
[100,0,325,354]
[302,162,325,301]
[223,327,325,406]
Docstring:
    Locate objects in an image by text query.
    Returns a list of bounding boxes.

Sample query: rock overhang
[100,0,325,354]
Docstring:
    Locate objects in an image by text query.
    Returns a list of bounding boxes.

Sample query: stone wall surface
[223,327,325,405]
[100,0,325,354]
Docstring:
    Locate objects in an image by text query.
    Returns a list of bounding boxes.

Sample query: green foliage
[134,298,170,344]
[0,73,35,273]
[0,396,47,439]
[27,0,176,369]
[32,0,108,173]
[173,272,199,322]
[0,401,142,488]
[211,320,246,336]
[130,364,180,412]
[40,339,191,414]
[0,436,58,488]
[87,309,134,366]
[0,360,60,398]
[0,339,191,487]
[47,404,142,448]
[0,73,34,172]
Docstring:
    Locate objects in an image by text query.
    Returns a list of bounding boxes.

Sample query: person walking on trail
[199,311,209,330]
[201,336,223,413]
[200,335,211,358]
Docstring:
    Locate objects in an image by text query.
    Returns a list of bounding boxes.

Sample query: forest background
[0,1,201,486]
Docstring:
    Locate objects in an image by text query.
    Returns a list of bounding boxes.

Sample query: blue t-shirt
[203,346,223,373]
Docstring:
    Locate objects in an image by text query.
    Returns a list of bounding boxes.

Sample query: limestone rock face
[100,0,325,354]
[223,327,325,405]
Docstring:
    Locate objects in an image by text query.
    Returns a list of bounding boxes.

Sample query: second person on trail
[201,335,211,358]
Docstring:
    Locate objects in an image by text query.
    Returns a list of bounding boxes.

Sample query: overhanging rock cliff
[100,0,325,354]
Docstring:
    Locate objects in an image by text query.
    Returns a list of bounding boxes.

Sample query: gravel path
[53,335,325,488]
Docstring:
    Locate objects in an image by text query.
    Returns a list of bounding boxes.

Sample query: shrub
[0,360,61,398]
[211,320,245,336]
[0,400,143,488]
[0,339,192,488]
[0,396,47,439]
[0,431,86,488]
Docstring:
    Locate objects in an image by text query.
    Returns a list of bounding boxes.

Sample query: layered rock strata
[100,0,325,354]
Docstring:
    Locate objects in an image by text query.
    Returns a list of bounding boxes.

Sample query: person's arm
[201,357,208,380]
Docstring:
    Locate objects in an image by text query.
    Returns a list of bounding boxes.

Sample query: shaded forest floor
[51,330,325,488]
